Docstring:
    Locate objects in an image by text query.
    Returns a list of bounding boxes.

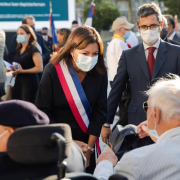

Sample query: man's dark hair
[137,3,162,24]
[168,17,175,29]
[42,27,48,30]
[72,20,78,25]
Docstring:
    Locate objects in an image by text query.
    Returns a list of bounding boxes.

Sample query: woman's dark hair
[58,28,71,48]
[51,26,107,74]
[16,24,37,50]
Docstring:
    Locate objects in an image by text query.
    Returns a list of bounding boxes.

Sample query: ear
[160,21,164,31]
[153,108,161,124]
[136,23,140,33]
[70,48,75,57]
[27,33,31,40]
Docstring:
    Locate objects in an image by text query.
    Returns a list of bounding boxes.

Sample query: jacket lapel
[136,43,150,81]
[152,40,167,79]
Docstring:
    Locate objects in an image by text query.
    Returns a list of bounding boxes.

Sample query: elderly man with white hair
[94,74,180,180]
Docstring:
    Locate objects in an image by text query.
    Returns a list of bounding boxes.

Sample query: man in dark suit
[41,27,53,54]
[101,3,180,148]
[161,15,180,46]
[8,16,50,67]
[167,17,180,44]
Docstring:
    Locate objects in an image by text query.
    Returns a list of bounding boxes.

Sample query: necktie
[148,47,156,79]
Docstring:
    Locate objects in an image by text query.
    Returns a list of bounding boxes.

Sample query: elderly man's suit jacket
[107,40,180,125]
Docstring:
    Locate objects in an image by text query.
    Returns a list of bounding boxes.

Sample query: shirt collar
[143,37,161,51]
[168,30,176,40]
[112,34,125,41]
[157,126,180,143]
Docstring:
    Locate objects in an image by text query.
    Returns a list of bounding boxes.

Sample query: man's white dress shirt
[106,38,128,81]
[168,30,176,40]
[143,38,160,60]
[126,31,139,47]
[94,126,180,180]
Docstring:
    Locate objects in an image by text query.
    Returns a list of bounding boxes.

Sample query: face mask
[160,28,168,40]
[16,35,28,44]
[147,111,159,139]
[140,28,159,44]
[123,31,131,40]
[42,33,47,36]
[72,50,98,72]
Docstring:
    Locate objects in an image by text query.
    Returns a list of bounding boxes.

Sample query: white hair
[145,74,180,120]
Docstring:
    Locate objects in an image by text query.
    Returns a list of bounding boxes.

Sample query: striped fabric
[94,126,180,180]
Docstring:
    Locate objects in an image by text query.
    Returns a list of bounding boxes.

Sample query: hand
[84,149,92,168]
[12,64,24,76]
[101,126,112,144]
[73,140,88,153]
[137,121,148,139]
[97,148,118,166]
[141,125,157,143]
[5,68,10,72]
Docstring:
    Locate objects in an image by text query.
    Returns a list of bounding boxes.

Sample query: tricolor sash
[55,61,101,155]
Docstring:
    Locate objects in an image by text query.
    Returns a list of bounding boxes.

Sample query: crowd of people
[0,2,180,180]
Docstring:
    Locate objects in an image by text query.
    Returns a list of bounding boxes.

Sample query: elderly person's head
[0,100,49,152]
[143,74,180,138]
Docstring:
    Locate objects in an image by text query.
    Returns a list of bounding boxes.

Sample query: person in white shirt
[94,74,180,180]
[126,31,139,47]
[120,16,139,47]
[106,17,134,85]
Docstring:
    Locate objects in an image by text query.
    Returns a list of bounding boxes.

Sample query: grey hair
[137,3,162,24]
[145,74,180,120]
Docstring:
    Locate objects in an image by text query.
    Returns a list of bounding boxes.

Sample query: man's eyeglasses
[138,24,160,30]
[143,101,148,112]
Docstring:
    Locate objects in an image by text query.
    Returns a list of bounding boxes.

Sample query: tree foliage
[82,0,120,30]
[159,0,180,18]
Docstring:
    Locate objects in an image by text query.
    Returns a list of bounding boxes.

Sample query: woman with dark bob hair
[56,28,71,49]
[36,26,107,173]
[11,24,43,103]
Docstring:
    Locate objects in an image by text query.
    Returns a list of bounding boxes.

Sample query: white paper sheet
[4,60,12,71]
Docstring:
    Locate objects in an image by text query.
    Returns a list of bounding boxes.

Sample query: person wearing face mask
[106,17,134,88]
[120,16,139,47]
[161,16,180,45]
[36,26,107,174]
[8,16,49,81]
[41,27,53,54]
[167,17,180,44]
[94,75,180,180]
[8,24,43,104]
[101,2,180,149]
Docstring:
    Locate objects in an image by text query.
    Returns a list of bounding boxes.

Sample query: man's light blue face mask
[147,111,159,139]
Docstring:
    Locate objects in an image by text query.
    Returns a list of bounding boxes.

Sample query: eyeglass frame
[143,101,148,113]
[138,24,160,30]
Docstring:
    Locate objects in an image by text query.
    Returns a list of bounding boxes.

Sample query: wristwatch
[87,146,94,153]
[103,123,110,128]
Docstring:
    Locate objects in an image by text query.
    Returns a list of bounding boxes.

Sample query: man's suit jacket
[44,36,53,54]
[8,33,50,66]
[164,37,180,46]
[173,33,180,44]
[107,40,180,125]
[94,127,180,180]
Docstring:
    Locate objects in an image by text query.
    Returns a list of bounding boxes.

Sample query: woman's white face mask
[140,28,160,44]
[72,49,98,72]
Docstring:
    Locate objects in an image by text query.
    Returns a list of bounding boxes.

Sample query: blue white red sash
[55,61,101,155]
